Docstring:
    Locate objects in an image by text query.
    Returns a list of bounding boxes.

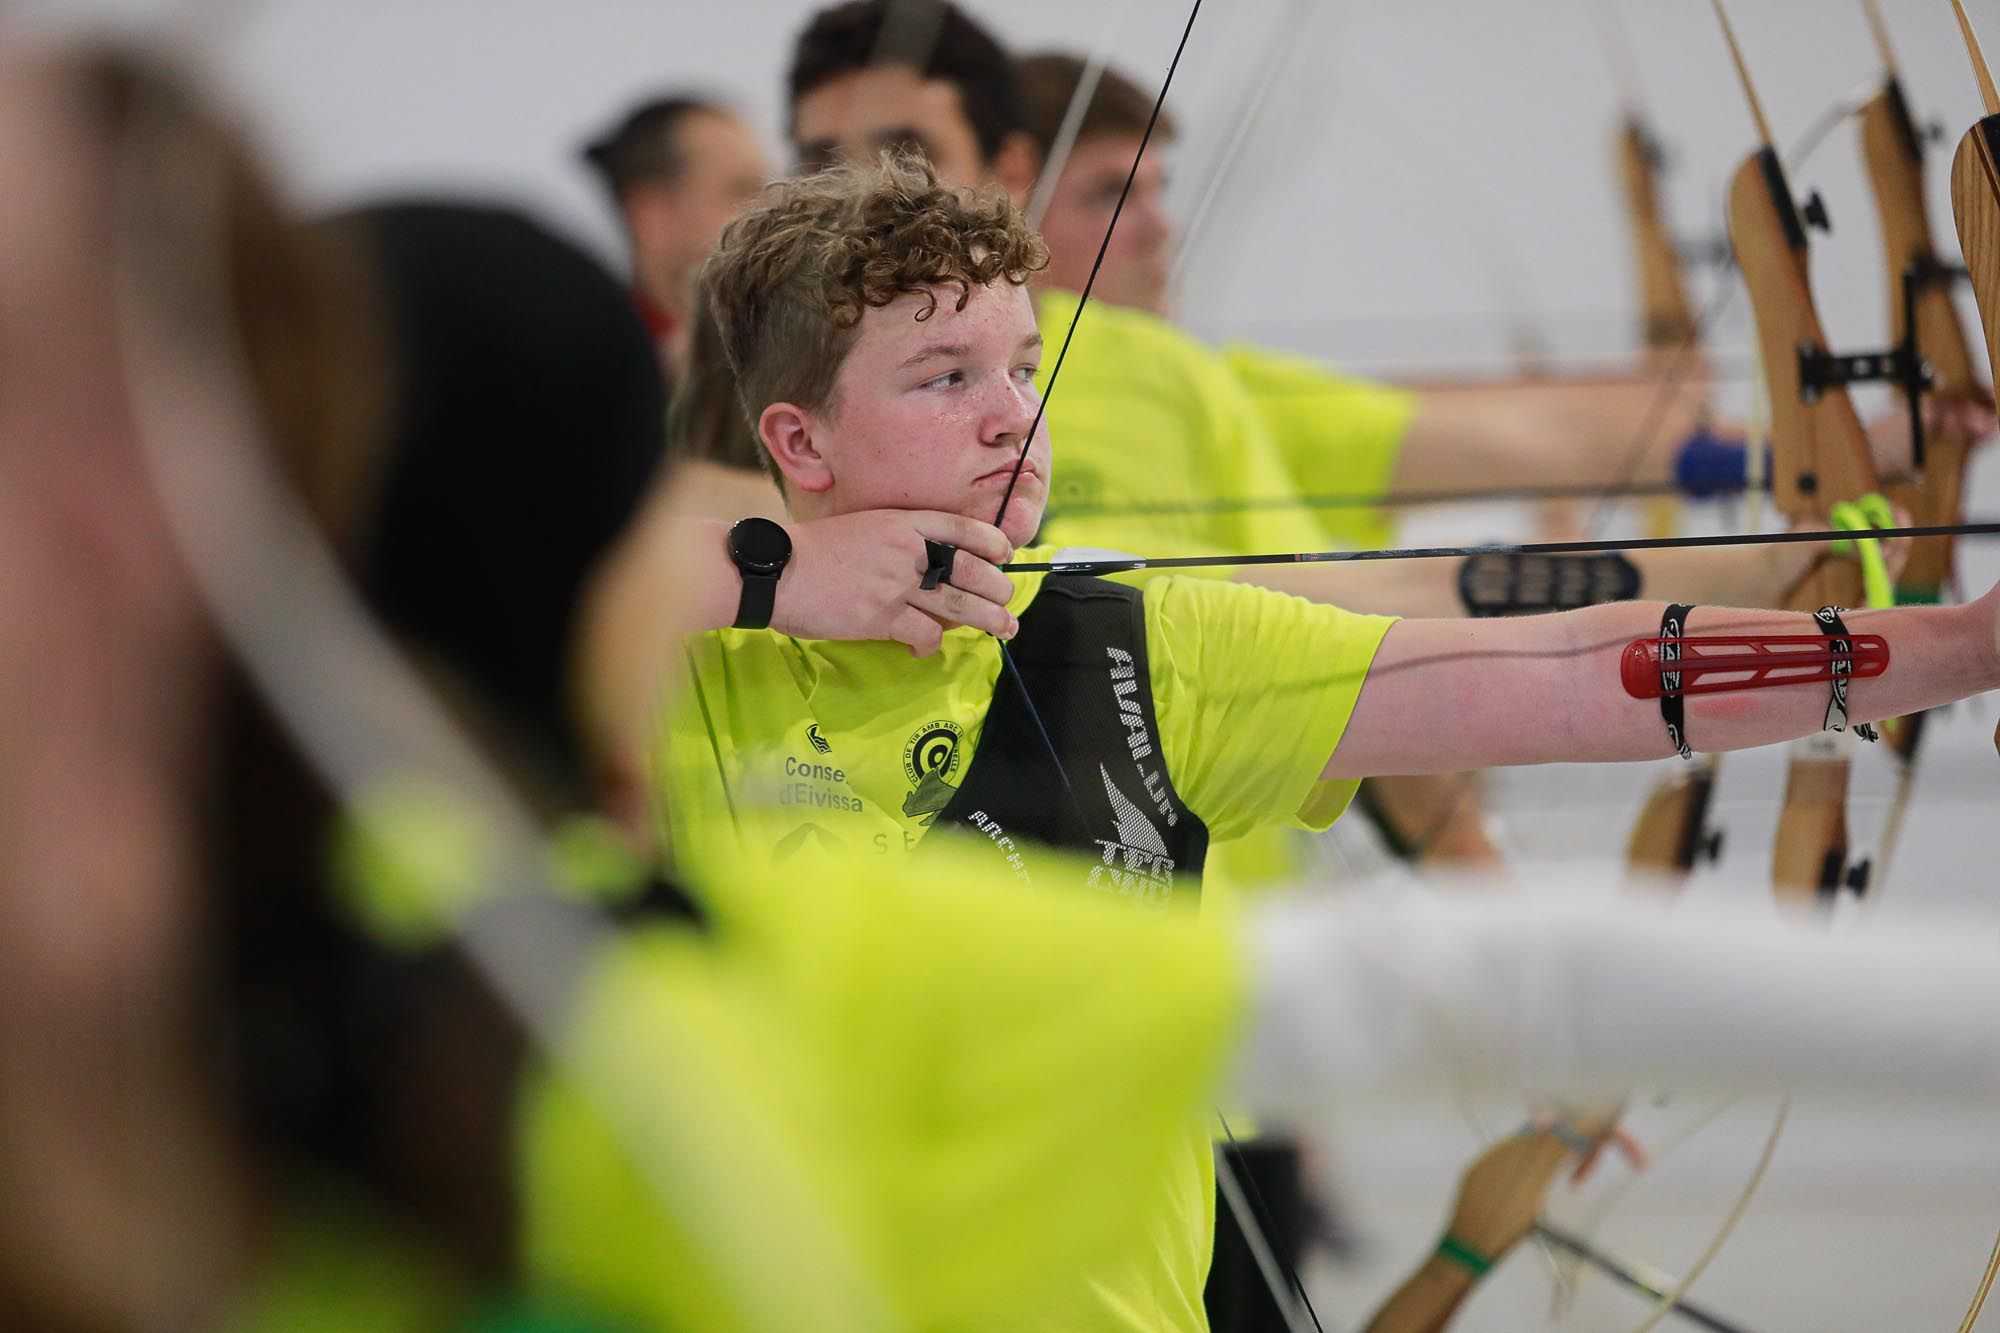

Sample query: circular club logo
[902,720,963,786]
[1050,461,1101,510]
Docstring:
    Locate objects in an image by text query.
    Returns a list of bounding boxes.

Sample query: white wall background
[18,2,2000,1327]
[13,0,1995,378]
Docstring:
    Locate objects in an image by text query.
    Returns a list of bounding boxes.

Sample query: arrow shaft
[1008,519,2000,575]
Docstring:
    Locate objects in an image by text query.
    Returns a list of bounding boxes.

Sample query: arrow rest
[1800,189,1832,233]
[1698,825,1725,865]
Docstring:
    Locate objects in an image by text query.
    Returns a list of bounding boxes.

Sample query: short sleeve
[1222,343,1418,552]
[1145,576,1395,843]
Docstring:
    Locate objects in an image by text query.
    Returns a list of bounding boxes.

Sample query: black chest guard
[932,577,1208,909]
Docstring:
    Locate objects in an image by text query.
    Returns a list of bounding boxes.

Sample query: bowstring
[991,6,1200,529]
[985,4,1330,1327]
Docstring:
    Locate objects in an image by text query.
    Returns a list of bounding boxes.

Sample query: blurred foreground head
[0,36,680,1330]
[0,40,347,1331]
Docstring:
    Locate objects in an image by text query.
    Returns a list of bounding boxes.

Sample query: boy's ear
[758,402,834,494]
[992,133,1040,209]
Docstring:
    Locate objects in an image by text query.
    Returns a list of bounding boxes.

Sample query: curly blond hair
[699,154,1047,483]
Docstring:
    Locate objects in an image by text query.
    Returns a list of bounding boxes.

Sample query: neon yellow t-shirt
[652,557,1391,1332]
[1032,290,1419,897]
[1220,340,1418,553]
[519,845,1244,1333]
[1034,288,1416,559]
[658,554,1392,884]
[1033,290,1329,561]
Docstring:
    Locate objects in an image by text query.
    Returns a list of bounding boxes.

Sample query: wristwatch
[726,517,793,630]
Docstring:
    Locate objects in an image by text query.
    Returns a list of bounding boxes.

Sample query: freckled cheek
[846,407,964,505]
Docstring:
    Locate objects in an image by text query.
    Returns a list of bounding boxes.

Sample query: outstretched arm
[1391,377,1705,495]
[1326,590,2000,778]
[1248,537,1829,620]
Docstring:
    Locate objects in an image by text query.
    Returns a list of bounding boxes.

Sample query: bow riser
[1860,81,1980,607]
[1619,114,1703,544]
[1724,117,1875,903]
[1623,757,1722,877]
[1770,752,1858,900]
[1725,150,1883,517]
[1862,85,1980,394]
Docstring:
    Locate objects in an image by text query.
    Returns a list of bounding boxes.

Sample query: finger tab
[920,539,957,591]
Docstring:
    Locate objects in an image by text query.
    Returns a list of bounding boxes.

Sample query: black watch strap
[726,517,791,631]
[733,572,779,630]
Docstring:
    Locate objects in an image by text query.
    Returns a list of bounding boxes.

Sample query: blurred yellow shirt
[520,846,1245,1332]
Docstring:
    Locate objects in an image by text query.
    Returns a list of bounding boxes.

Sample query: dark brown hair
[580,94,729,200]
[789,1,1026,164]
[1017,52,1175,160]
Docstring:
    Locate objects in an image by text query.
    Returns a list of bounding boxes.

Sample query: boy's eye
[920,370,963,390]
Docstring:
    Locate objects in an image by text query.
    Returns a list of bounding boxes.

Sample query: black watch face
[729,517,792,574]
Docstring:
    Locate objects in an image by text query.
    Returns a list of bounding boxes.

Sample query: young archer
[659,156,2000,1331]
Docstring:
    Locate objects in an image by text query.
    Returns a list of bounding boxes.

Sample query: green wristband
[1435,1233,1494,1276]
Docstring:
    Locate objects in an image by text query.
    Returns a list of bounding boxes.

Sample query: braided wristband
[1659,603,1695,759]
[1812,606,1880,742]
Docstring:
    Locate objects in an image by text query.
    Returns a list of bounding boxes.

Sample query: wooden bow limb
[1589,0,1699,356]
[1565,9,1898,1330]
[1543,60,1741,1316]
[1614,109,1709,551]
[1618,115,1702,362]
[1849,0,1994,894]
[1940,7,2000,1328]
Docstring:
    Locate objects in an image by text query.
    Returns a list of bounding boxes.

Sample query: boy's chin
[997,506,1044,550]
